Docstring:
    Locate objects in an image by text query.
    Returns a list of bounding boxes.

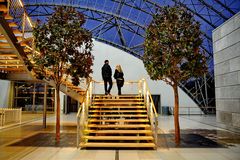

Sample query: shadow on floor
[158,129,240,148]
[9,133,76,147]
[8,128,240,149]
[158,133,225,148]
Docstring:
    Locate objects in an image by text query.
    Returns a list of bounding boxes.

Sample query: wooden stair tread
[89,119,149,122]
[94,95,140,97]
[83,136,154,140]
[91,106,145,108]
[4,14,13,20]
[0,42,24,48]
[0,36,22,41]
[89,114,147,118]
[0,29,21,35]
[0,42,10,46]
[93,102,144,104]
[0,67,25,71]
[89,110,147,113]
[0,4,8,12]
[94,99,143,101]
[0,48,14,52]
[87,124,151,128]
[0,53,17,57]
[80,142,155,148]
[84,130,152,134]
[12,29,22,34]
[8,22,18,27]
[0,59,20,62]
[20,42,27,46]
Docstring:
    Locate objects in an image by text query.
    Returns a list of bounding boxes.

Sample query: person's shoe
[105,92,108,95]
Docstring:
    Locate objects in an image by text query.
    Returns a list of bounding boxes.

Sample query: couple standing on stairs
[101,60,124,95]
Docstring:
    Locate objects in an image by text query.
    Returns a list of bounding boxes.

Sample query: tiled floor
[0,113,240,160]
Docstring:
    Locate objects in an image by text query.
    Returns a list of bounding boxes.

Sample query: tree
[143,5,207,145]
[31,6,94,142]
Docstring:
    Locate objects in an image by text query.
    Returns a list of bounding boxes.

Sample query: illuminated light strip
[18,0,33,28]
[26,16,33,27]
[18,0,23,7]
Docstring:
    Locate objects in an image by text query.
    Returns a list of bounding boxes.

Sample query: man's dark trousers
[104,78,112,95]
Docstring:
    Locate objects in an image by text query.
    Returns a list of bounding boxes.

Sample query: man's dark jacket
[102,64,112,80]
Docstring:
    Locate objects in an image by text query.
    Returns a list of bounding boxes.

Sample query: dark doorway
[64,96,78,114]
[151,95,161,114]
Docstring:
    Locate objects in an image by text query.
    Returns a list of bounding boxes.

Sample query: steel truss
[22,0,240,113]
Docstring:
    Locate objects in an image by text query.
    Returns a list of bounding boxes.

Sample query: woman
[114,65,124,95]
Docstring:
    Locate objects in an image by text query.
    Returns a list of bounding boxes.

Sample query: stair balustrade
[0,108,22,126]
[76,79,158,149]
[138,79,158,147]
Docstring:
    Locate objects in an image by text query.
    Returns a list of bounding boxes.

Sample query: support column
[32,83,36,113]
[43,83,47,128]
[64,95,68,114]
[8,81,15,108]
[15,85,18,108]
[204,74,208,107]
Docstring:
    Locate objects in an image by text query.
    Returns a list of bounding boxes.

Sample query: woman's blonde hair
[116,65,123,73]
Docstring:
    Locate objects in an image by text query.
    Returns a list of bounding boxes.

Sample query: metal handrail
[76,80,93,148]
[144,80,158,117]
[139,79,158,147]
[168,106,216,115]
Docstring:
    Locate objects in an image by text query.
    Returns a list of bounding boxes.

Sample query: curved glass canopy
[22,0,240,111]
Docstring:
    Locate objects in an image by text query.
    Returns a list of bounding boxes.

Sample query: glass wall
[14,82,55,112]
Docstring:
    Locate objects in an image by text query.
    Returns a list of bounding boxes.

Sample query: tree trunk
[173,84,180,145]
[56,85,60,142]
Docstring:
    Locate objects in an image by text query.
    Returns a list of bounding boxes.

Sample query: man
[101,60,112,95]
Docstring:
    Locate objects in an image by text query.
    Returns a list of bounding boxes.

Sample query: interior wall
[91,40,199,109]
[0,80,11,107]
[213,12,240,128]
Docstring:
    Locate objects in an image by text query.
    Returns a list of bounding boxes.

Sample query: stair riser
[89,110,147,113]
[93,99,144,102]
[80,142,156,148]
[91,105,145,107]
[84,136,153,143]
[89,119,149,122]
[88,127,151,130]
[85,131,153,134]
[89,115,148,118]
[84,137,153,141]
[92,104,145,106]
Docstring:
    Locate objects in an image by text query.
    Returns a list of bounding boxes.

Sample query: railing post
[19,108,22,124]
[77,115,80,148]
[3,110,5,126]
[43,83,47,128]
[143,79,146,106]
[155,114,158,145]
[89,81,93,104]
[22,12,26,39]
[138,80,142,96]
[7,0,10,16]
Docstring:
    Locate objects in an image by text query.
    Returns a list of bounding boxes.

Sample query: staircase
[78,91,157,149]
